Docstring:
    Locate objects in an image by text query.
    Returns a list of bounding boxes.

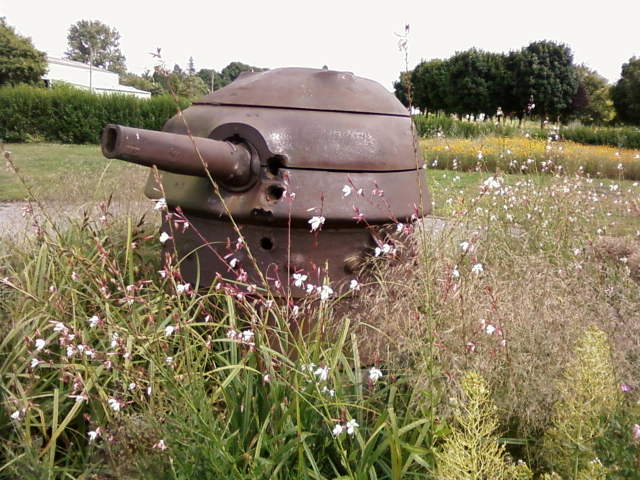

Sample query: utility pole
[89,46,94,94]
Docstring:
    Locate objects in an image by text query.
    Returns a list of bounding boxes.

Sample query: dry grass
[346,171,640,437]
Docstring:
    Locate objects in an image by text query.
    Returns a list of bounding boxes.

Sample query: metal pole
[89,47,93,94]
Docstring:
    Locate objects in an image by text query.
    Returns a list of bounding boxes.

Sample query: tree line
[2,18,640,125]
[395,41,639,126]
[0,18,264,100]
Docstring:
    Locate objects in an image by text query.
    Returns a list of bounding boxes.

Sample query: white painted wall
[44,57,151,99]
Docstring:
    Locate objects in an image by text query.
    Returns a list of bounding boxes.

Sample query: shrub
[541,326,620,477]
[0,84,190,143]
[413,114,640,149]
[434,372,533,480]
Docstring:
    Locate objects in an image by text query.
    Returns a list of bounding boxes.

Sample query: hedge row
[0,85,191,144]
[413,114,640,149]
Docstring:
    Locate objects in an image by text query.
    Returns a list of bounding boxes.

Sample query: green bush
[0,85,190,144]
[413,114,640,149]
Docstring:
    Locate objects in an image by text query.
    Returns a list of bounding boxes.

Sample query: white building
[44,57,151,99]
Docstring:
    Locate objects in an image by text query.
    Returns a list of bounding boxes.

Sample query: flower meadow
[2,142,640,479]
[421,135,640,181]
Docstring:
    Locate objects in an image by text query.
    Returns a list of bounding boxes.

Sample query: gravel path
[0,201,153,245]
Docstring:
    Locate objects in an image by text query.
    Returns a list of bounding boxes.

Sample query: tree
[393,71,412,108]
[0,17,47,86]
[65,20,126,74]
[571,65,614,125]
[218,61,264,88]
[411,59,449,114]
[611,57,640,125]
[187,57,196,76]
[120,71,163,96]
[443,49,508,117]
[509,41,578,125]
[197,68,221,92]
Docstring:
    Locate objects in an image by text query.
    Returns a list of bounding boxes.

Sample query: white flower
[88,315,100,328]
[154,198,167,210]
[229,258,239,269]
[342,185,352,197]
[485,324,496,335]
[128,382,137,391]
[164,325,176,337]
[332,424,344,436]
[477,151,483,160]
[153,439,168,451]
[292,273,307,288]
[159,231,171,244]
[241,329,254,343]
[300,363,316,373]
[460,241,470,253]
[35,339,46,351]
[110,332,119,348]
[30,358,40,369]
[374,243,393,257]
[396,222,404,233]
[10,409,24,421]
[53,322,67,333]
[346,419,359,435]
[305,283,316,295]
[483,176,502,189]
[319,285,334,301]
[369,367,383,383]
[227,329,239,340]
[66,345,76,357]
[314,365,330,382]
[349,279,361,291]
[573,248,582,256]
[88,430,100,442]
[471,263,484,275]
[452,266,460,279]
[108,398,122,412]
[176,283,190,295]
[165,356,174,365]
[322,385,335,397]
[308,216,325,232]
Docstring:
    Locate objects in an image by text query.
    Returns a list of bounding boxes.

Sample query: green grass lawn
[2,142,638,236]
[1,143,148,202]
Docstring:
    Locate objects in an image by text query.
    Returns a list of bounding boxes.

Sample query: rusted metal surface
[101,67,431,293]
[101,124,258,189]
[197,68,409,116]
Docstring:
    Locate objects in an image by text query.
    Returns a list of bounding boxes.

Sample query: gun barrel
[101,124,254,188]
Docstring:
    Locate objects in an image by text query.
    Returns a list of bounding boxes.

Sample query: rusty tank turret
[101,67,431,294]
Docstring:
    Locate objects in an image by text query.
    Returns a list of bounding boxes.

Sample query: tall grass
[2,146,640,477]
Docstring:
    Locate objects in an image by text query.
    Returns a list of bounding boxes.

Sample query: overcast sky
[2,0,638,90]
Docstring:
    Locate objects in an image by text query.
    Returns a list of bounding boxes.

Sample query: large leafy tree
[65,20,126,74]
[197,61,265,93]
[509,41,578,124]
[393,71,412,108]
[411,59,449,114]
[0,17,47,86]
[571,65,614,125]
[611,57,640,125]
[444,49,508,117]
